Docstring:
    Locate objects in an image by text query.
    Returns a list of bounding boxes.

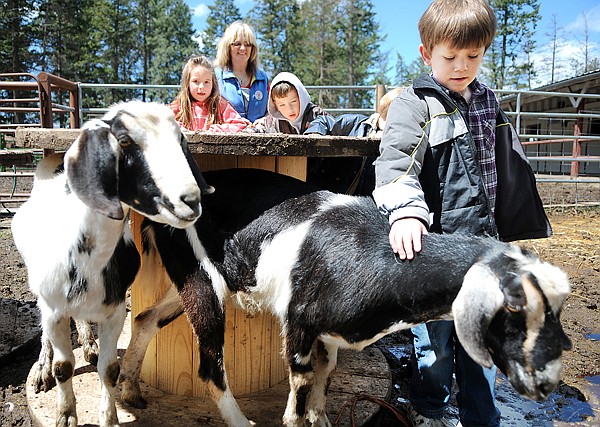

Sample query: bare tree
[484,0,540,89]
[545,14,565,83]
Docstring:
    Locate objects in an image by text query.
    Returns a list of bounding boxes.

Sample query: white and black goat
[120,169,571,427]
[11,101,213,427]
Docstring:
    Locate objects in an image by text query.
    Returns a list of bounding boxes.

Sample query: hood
[268,72,311,131]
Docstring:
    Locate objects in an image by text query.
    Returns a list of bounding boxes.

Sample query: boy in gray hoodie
[251,72,327,134]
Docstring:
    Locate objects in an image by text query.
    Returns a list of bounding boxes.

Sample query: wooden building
[499,70,600,177]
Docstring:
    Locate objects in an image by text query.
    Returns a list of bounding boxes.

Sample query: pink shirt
[170,97,247,132]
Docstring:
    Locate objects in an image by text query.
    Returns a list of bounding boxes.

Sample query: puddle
[495,374,598,426]
[386,345,411,361]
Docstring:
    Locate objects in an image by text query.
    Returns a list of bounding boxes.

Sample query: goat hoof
[31,363,55,393]
[120,379,147,409]
[307,412,331,427]
[310,417,331,427]
[56,411,77,427]
[282,415,307,427]
[83,344,99,366]
[99,411,119,427]
[121,393,147,409]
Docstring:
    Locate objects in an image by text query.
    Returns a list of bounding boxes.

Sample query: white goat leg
[48,315,78,427]
[283,369,314,427]
[207,377,253,427]
[97,305,126,427]
[305,343,337,427]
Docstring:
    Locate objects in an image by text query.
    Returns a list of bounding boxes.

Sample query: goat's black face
[109,109,203,227]
[112,103,207,228]
[453,245,571,402]
[114,122,213,222]
[65,102,204,228]
[485,270,571,401]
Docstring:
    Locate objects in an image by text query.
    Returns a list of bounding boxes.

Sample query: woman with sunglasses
[214,21,269,123]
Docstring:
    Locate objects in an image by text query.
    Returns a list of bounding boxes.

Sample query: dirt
[0,178,598,426]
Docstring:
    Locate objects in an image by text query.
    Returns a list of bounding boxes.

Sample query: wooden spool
[129,153,307,397]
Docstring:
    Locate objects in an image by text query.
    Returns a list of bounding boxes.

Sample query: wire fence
[1,77,599,210]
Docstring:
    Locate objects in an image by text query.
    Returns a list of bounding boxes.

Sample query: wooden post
[37,74,53,129]
[37,73,80,129]
[375,84,387,113]
[69,89,80,129]
[570,100,585,178]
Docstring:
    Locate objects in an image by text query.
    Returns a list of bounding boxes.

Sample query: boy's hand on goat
[389,217,428,260]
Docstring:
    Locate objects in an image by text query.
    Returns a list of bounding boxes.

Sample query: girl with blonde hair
[170,55,247,132]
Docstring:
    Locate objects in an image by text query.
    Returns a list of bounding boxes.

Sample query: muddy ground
[0,177,598,426]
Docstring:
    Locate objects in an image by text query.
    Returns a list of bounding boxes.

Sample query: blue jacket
[305,113,379,137]
[215,67,269,122]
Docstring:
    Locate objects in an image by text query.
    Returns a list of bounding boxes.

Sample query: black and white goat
[11,101,213,427]
[120,170,571,427]
[120,168,320,425]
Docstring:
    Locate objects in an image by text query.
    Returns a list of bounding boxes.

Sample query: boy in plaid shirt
[373,0,550,425]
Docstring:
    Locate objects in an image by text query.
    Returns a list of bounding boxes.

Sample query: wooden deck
[15,128,381,157]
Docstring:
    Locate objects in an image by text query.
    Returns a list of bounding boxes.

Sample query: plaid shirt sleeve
[468,82,500,212]
[207,98,248,133]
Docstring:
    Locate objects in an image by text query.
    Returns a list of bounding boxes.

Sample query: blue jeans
[409,320,501,426]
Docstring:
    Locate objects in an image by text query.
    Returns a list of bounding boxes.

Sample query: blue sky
[185,0,600,85]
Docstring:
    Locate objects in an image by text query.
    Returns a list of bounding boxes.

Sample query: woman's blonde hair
[174,55,222,130]
[214,21,259,75]
[418,0,496,52]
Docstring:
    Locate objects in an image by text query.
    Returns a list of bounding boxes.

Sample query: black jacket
[374,73,550,242]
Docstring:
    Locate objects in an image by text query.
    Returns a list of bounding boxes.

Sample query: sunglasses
[231,41,253,48]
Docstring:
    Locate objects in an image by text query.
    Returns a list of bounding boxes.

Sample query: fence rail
[1,73,599,204]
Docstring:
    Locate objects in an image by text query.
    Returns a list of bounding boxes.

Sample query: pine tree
[335,0,382,108]
[0,0,37,73]
[32,0,86,78]
[573,12,599,75]
[202,0,241,59]
[0,0,38,126]
[29,0,102,125]
[146,0,197,92]
[248,0,299,75]
[103,0,138,85]
[483,0,540,89]
[543,14,565,84]
[292,0,341,107]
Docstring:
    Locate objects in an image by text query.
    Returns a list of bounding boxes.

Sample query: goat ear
[452,263,504,368]
[181,136,215,195]
[65,122,124,220]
